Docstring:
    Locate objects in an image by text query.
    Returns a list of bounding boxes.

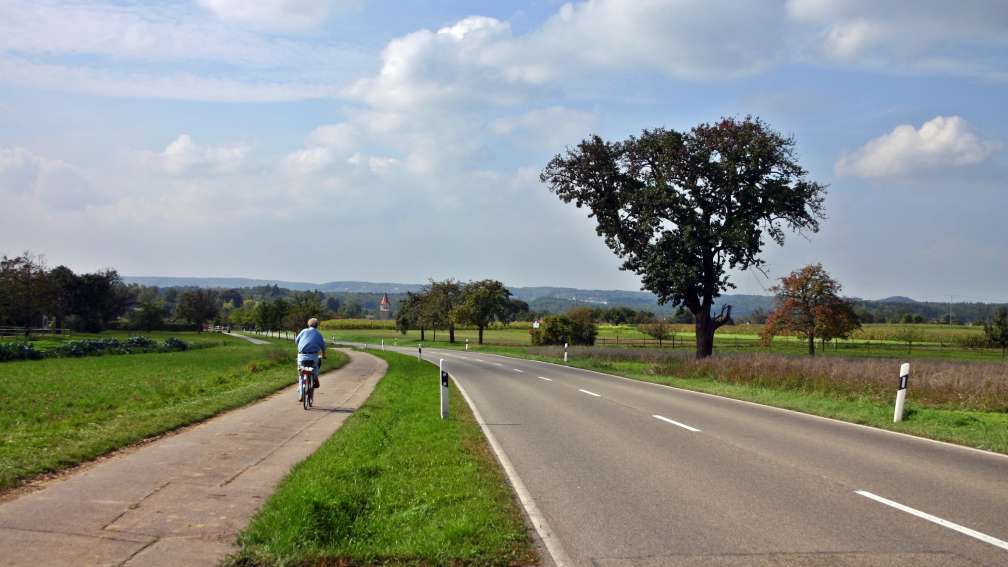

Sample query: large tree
[541,117,826,358]
[455,280,511,345]
[176,289,220,331]
[428,279,462,343]
[0,253,53,331]
[395,292,427,341]
[763,264,860,356]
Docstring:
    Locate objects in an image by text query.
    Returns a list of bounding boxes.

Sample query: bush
[52,338,124,357]
[0,342,44,361]
[163,337,188,351]
[530,315,597,346]
[125,336,156,349]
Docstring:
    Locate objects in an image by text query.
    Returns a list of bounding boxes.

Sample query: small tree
[763,264,860,356]
[131,297,166,332]
[428,279,462,343]
[284,291,326,330]
[985,307,1008,359]
[894,325,926,354]
[455,280,511,345]
[639,320,671,346]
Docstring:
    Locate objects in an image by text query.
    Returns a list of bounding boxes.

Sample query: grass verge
[230,351,538,567]
[0,334,348,491]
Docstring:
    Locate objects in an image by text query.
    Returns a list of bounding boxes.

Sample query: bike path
[0,349,386,567]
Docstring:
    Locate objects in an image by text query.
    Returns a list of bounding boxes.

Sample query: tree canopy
[540,116,826,357]
[762,263,860,356]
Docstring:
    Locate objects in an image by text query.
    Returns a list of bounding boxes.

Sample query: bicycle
[298,359,317,410]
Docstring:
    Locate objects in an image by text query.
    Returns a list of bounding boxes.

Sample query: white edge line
[578,389,601,397]
[446,368,574,567]
[499,354,1008,461]
[538,376,553,382]
[855,490,1008,551]
[514,369,524,373]
[652,414,701,432]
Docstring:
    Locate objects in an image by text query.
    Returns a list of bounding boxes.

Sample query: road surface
[402,345,1008,567]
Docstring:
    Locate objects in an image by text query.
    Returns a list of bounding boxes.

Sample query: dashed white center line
[578,389,601,397]
[855,490,1008,551]
[652,414,702,432]
[538,376,553,382]
[514,369,524,373]
[474,358,485,362]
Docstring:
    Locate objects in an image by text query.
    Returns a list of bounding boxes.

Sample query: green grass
[231,351,537,567]
[0,333,348,490]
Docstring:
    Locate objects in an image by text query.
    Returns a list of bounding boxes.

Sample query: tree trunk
[433,328,437,342]
[420,327,425,341]
[694,313,715,359]
[478,325,484,345]
[449,324,455,343]
[808,333,815,356]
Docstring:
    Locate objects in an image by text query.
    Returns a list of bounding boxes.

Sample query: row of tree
[395,279,526,345]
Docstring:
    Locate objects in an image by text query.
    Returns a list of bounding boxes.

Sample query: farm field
[0,333,348,491]
[321,320,1004,363]
[232,351,536,566]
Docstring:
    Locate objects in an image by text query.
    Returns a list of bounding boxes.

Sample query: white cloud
[787,0,1008,79]
[835,116,1002,178]
[490,106,596,151]
[0,147,98,211]
[140,135,249,175]
[197,0,347,32]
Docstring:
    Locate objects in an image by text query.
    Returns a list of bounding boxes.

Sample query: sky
[1,0,1006,302]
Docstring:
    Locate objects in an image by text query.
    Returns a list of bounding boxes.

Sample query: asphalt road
[394,345,1008,567]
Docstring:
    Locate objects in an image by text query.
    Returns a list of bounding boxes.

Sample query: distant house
[379,293,391,320]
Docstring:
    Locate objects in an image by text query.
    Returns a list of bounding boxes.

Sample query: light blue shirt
[295,327,326,355]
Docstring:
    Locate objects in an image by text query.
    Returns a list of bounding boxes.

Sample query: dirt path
[0,349,386,567]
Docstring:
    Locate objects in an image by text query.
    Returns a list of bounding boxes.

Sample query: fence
[0,326,69,337]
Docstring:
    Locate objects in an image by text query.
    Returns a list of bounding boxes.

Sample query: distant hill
[878,296,918,303]
[123,276,1003,323]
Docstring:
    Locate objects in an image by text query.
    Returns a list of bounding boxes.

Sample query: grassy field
[231,351,537,567]
[0,333,348,491]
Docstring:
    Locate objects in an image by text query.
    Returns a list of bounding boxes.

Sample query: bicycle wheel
[307,383,314,408]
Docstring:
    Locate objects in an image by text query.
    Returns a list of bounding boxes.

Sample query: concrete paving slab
[0,349,386,567]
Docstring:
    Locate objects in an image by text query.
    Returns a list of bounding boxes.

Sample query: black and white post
[894,362,910,423]
[563,342,568,363]
[465,338,469,351]
[381,339,385,351]
[439,358,449,419]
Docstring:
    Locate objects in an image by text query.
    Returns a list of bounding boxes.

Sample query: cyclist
[295,317,327,402]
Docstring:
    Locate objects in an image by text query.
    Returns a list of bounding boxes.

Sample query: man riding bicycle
[295,318,327,402]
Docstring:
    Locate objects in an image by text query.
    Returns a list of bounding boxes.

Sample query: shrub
[125,336,157,349]
[531,315,597,346]
[52,338,124,357]
[163,337,188,351]
[0,342,44,361]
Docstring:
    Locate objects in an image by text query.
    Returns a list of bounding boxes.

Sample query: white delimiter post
[381,339,385,351]
[439,358,449,419]
[894,362,910,422]
[465,339,469,351]
[564,343,568,363]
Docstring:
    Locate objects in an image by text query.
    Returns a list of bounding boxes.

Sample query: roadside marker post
[564,343,568,363]
[465,339,469,351]
[440,358,449,419]
[418,343,423,360]
[381,339,385,351]
[894,362,910,422]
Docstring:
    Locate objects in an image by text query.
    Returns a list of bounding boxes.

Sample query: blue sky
[1,0,1006,301]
